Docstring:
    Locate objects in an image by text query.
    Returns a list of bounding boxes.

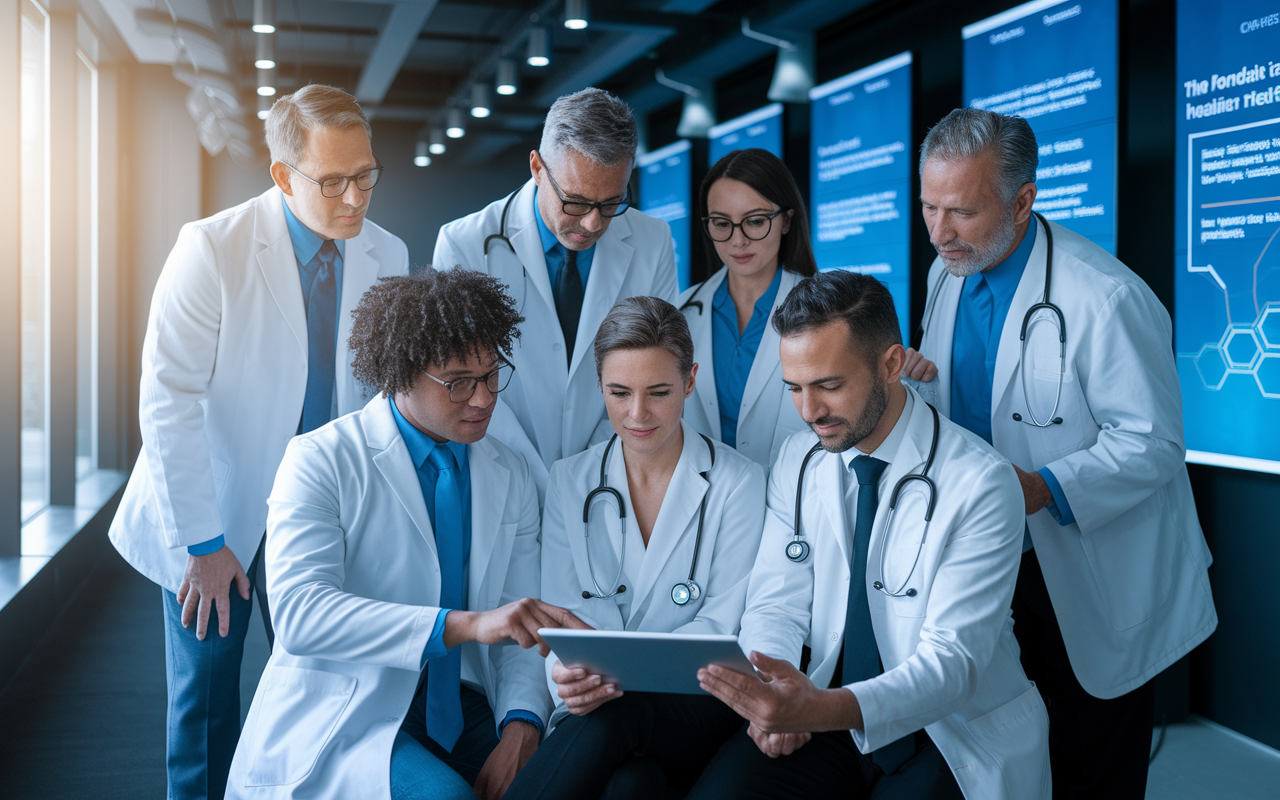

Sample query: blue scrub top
[711,267,783,445]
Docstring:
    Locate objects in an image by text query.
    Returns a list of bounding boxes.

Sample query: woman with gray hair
[505,296,766,800]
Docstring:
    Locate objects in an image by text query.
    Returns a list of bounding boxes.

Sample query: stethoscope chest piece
[785,539,810,563]
[671,580,701,606]
[872,580,916,597]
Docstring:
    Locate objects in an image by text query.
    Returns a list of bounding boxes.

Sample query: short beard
[937,205,1019,278]
[810,378,889,454]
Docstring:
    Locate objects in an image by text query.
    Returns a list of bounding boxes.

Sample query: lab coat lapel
[629,425,711,612]
[923,266,963,419]
[868,392,929,555]
[739,269,798,416]
[336,234,378,412]
[363,400,439,561]
[507,180,558,318]
[815,449,851,565]
[686,269,727,440]
[467,438,511,609]
[992,216,1050,413]
[255,188,308,357]
[572,214,633,377]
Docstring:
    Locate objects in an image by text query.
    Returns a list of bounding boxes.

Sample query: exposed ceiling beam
[355,1,441,105]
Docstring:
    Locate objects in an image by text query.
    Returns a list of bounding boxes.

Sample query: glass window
[76,50,97,480]
[20,0,48,522]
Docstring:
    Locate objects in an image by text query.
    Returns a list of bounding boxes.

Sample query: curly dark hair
[348,270,524,397]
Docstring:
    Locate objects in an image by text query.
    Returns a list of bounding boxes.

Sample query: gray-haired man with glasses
[433,87,678,499]
[109,84,407,799]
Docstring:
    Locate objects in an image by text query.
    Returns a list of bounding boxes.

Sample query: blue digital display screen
[1175,0,1280,474]
[709,103,784,166]
[637,139,693,290]
[809,52,914,341]
[963,0,1118,253]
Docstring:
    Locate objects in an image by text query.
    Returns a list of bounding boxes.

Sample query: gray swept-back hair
[919,108,1038,203]
[265,84,371,166]
[540,87,638,169]
[593,296,694,382]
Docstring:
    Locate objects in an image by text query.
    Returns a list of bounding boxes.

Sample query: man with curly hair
[226,270,585,800]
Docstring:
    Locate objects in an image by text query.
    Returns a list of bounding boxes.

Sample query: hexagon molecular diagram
[1223,326,1262,370]
[1259,303,1280,351]
[1256,354,1280,398]
[1194,344,1230,390]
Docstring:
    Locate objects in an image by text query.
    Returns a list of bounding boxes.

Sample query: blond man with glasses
[109,84,408,799]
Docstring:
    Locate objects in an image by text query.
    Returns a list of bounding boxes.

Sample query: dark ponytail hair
[698,148,817,278]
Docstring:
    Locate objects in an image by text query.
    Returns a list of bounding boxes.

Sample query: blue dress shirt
[389,398,542,736]
[711,268,783,445]
[187,197,349,557]
[948,223,1074,531]
[534,188,595,289]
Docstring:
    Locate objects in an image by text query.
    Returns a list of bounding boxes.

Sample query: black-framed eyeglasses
[285,155,384,198]
[701,208,790,242]
[536,150,630,217]
[422,360,515,403]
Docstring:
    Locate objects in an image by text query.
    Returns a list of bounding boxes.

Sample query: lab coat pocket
[1080,498,1176,631]
[487,522,520,608]
[1027,358,1085,458]
[244,667,356,787]
[960,685,1050,799]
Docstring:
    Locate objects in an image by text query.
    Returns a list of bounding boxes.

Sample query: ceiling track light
[414,140,431,167]
[527,26,550,67]
[655,69,715,138]
[446,107,466,138]
[470,83,491,118]
[253,0,276,34]
[741,18,814,103]
[255,32,275,70]
[496,58,519,96]
[429,126,446,154]
[257,93,272,121]
[564,0,589,30]
[257,66,277,97]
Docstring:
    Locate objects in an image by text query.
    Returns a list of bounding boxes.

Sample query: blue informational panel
[1175,0,1280,474]
[708,103,784,166]
[809,52,913,341]
[637,139,693,290]
[963,0,1118,253]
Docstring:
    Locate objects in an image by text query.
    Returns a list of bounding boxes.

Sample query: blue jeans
[389,731,476,800]
[162,541,272,800]
[396,685,500,788]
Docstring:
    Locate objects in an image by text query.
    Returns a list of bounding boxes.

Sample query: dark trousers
[400,684,501,786]
[1013,549,1155,800]
[163,539,274,800]
[685,723,873,800]
[504,692,742,800]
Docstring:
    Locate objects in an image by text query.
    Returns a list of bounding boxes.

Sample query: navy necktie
[424,446,465,752]
[300,240,339,434]
[554,246,582,366]
[842,455,888,686]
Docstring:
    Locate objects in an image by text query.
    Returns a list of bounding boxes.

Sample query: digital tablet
[538,629,755,695]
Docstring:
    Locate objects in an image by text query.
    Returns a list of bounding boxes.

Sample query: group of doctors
[108,82,1217,800]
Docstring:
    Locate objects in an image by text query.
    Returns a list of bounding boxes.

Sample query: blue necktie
[300,240,339,434]
[425,446,465,752]
[842,456,888,686]
[554,246,582,366]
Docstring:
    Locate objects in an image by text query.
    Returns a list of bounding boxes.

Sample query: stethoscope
[919,211,1066,428]
[785,403,941,599]
[483,190,529,313]
[679,279,710,316]
[581,432,716,606]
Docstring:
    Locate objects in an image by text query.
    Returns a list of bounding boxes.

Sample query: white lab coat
[109,186,409,592]
[913,216,1217,699]
[679,266,808,477]
[740,386,1050,800]
[226,396,548,800]
[432,179,679,498]
[540,420,766,724]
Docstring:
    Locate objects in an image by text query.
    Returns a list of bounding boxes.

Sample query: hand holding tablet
[538,629,755,696]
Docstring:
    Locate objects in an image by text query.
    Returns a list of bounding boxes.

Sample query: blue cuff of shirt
[187,535,225,556]
[420,609,453,669]
[1037,467,1076,527]
[500,710,544,739]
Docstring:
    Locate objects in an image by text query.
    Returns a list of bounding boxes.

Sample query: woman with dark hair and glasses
[679,148,817,477]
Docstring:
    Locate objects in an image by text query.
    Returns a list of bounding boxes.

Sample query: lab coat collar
[685,268,730,441]
[992,215,1051,411]
[254,186,308,358]
[505,180,558,319]
[613,420,713,621]
[572,211,633,378]
[738,267,800,416]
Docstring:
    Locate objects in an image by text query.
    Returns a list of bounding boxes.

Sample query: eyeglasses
[702,208,789,242]
[536,151,631,217]
[284,155,384,198]
[422,361,515,403]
